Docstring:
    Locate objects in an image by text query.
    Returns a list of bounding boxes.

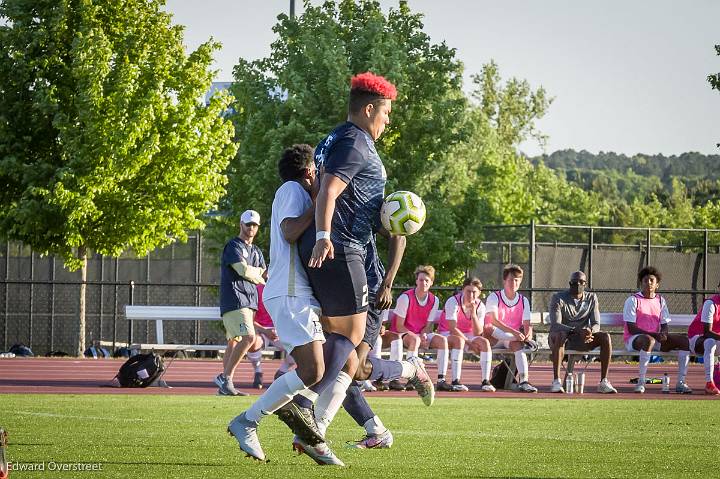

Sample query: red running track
[0,357,716,400]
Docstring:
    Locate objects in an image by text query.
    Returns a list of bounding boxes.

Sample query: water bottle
[565,373,574,394]
[662,373,670,393]
[577,372,585,394]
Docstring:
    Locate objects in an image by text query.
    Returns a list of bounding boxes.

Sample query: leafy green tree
[0,0,237,355]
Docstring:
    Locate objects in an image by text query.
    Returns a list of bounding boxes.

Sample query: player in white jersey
[227,144,342,465]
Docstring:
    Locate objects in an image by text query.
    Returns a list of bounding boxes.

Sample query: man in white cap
[215,209,267,396]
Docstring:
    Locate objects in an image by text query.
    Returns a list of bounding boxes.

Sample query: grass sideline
[0,394,715,478]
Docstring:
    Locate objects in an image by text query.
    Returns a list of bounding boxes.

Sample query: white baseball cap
[241,209,261,225]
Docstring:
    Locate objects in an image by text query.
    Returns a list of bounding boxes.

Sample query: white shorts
[439,331,479,341]
[625,334,661,352]
[689,335,720,354]
[260,329,283,350]
[490,327,517,349]
[264,296,325,354]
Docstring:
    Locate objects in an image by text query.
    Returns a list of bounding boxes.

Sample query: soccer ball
[380,191,426,236]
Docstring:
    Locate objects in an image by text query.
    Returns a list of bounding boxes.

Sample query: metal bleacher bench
[123,305,280,357]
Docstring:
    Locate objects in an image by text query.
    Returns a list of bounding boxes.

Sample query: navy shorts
[299,232,368,317]
[362,303,382,347]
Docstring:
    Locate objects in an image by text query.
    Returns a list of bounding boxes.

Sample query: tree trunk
[77,246,87,357]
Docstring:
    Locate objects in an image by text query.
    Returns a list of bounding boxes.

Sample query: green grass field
[1,394,715,478]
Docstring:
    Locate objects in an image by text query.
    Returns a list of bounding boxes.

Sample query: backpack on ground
[115,352,165,387]
[490,358,517,390]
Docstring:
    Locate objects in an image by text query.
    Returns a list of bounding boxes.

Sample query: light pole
[290,0,295,19]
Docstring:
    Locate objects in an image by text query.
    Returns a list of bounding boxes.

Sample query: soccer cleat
[346,429,394,449]
[480,379,496,392]
[388,379,406,391]
[436,380,454,392]
[372,379,389,391]
[1,427,8,479]
[227,413,266,461]
[275,402,325,445]
[451,380,469,392]
[404,381,415,391]
[252,372,264,390]
[675,381,693,394]
[214,373,248,396]
[704,381,720,396]
[406,356,435,406]
[597,378,618,394]
[517,381,538,393]
[634,383,646,394]
[522,339,539,352]
[292,436,344,466]
[360,380,377,392]
[550,379,565,393]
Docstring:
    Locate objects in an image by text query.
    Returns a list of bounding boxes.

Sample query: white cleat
[407,356,435,406]
[227,413,266,462]
[550,379,565,393]
[634,383,645,394]
[360,380,377,392]
[292,436,344,466]
[597,378,618,394]
[346,429,394,449]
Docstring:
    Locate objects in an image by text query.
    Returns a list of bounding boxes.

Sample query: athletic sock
[343,383,376,428]
[677,350,690,383]
[480,351,492,382]
[406,349,417,360]
[247,350,263,373]
[638,350,650,383]
[245,369,306,423]
[363,415,387,435]
[515,350,529,383]
[703,338,717,381]
[293,333,355,409]
[436,348,449,378]
[390,339,403,361]
[314,371,353,436]
[450,349,463,382]
[368,356,403,381]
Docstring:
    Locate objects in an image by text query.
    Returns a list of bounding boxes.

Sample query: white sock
[436,348,449,378]
[638,351,650,383]
[677,350,690,383]
[451,349,463,382]
[515,351,529,383]
[399,360,415,378]
[314,371,353,436]
[390,339,403,361]
[371,336,382,359]
[480,351,492,382]
[247,350,263,373]
[703,338,717,382]
[406,349,417,360]
[278,355,293,374]
[363,415,387,435]
[245,369,306,423]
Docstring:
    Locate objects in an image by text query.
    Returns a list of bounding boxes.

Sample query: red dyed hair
[350,72,397,100]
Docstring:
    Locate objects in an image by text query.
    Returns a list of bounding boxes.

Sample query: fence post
[50,257,56,352]
[588,227,594,289]
[127,281,135,345]
[646,228,651,267]
[529,220,535,309]
[29,251,34,350]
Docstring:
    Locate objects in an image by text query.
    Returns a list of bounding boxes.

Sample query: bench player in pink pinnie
[686,279,720,395]
[387,265,453,391]
[484,264,537,393]
[437,276,495,392]
[623,266,692,394]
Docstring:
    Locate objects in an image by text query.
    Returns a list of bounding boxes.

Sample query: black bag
[490,358,517,390]
[116,352,165,387]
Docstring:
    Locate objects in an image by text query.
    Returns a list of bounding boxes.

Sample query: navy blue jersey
[219,237,266,314]
[315,122,386,251]
[365,234,385,300]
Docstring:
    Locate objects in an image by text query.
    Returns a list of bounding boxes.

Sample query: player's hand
[269,330,279,342]
[309,238,333,268]
[375,283,393,310]
[514,331,526,342]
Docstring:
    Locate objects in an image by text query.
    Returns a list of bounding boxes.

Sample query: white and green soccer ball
[380,191,426,236]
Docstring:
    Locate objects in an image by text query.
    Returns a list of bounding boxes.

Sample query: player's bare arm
[309,175,347,268]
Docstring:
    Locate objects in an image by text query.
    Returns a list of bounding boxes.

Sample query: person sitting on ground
[548,271,617,393]
[623,266,692,394]
[484,264,538,393]
[437,276,496,392]
[384,265,450,391]
[687,279,720,395]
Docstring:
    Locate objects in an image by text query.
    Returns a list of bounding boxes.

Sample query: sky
[164,0,719,158]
